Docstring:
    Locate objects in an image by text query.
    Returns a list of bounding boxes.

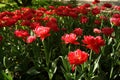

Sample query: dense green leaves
[0,0,120,80]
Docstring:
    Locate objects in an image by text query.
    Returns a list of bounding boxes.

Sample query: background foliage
[0,0,120,80]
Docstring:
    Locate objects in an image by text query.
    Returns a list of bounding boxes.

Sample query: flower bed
[0,0,120,80]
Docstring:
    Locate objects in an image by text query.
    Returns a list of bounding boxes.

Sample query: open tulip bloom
[0,0,120,80]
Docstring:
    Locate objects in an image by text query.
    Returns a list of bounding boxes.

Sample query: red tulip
[61,33,80,45]
[34,26,50,41]
[92,7,100,15]
[82,35,105,54]
[102,3,112,8]
[46,17,59,32]
[101,27,114,36]
[73,28,83,36]
[14,30,29,38]
[93,28,101,34]
[92,0,100,4]
[80,16,89,24]
[68,49,89,71]
[26,36,36,44]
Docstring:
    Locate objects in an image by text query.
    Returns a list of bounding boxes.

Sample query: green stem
[73,66,77,80]
[68,44,71,52]
[89,50,93,61]
[42,40,49,67]
[88,50,92,72]
[42,40,53,80]
[110,64,114,79]
[116,42,120,50]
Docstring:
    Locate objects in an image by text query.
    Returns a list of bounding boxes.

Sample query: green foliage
[0,1,120,80]
[0,71,13,80]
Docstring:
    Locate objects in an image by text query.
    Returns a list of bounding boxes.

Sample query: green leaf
[76,73,85,80]
[110,66,114,79]
[59,56,71,72]
[60,66,71,80]
[48,59,58,80]
[108,38,113,45]
[91,75,101,80]
[3,56,7,68]
[26,67,40,76]
[93,54,101,73]
[0,71,13,80]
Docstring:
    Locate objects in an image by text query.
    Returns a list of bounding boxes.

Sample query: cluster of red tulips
[0,0,120,80]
